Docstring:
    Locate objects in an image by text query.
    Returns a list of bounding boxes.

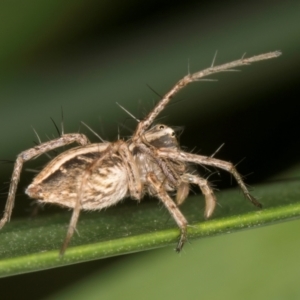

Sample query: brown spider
[0,51,281,255]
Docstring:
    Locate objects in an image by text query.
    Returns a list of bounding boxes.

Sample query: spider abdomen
[26,144,129,210]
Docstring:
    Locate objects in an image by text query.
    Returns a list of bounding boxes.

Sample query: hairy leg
[181,174,216,218]
[0,133,89,229]
[158,149,262,208]
[147,172,188,252]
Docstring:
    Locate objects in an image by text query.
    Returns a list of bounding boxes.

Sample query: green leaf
[0,178,299,277]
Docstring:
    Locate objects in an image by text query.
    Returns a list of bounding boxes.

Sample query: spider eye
[171,131,175,137]
[159,125,165,130]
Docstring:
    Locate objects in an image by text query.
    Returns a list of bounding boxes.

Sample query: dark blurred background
[0,1,299,299]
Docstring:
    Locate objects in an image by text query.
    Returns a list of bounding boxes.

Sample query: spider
[0,51,281,255]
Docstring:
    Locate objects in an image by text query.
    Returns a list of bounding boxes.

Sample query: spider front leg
[0,133,89,229]
[147,172,188,252]
[158,149,262,208]
[181,174,216,219]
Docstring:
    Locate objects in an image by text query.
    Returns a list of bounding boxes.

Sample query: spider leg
[60,195,81,256]
[118,141,142,200]
[0,133,89,229]
[147,172,188,252]
[158,149,262,208]
[60,140,142,255]
[133,51,281,137]
[181,173,216,219]
[60,165,90,256]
